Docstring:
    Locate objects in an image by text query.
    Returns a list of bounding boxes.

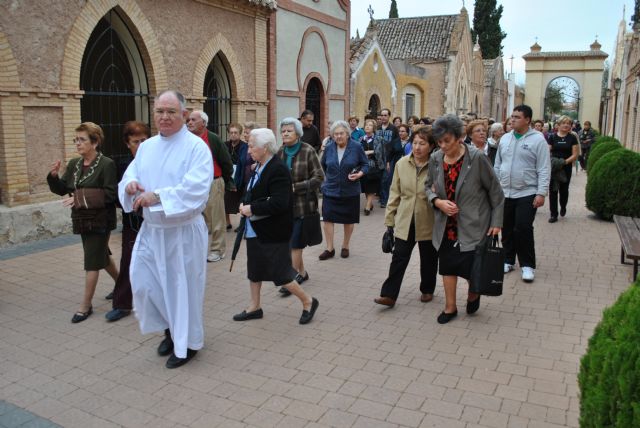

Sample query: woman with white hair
[233,128,319,324]
[318,120,369,260]
[276,117,324,297]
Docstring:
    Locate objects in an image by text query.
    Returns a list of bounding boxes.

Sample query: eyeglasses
[73,137,90,144]
[154,109,179,117]
[127,137,146,145]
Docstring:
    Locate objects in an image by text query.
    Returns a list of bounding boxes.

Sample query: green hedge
[587,140,623,171]
[586,149,640,220]
[579,281,640,427]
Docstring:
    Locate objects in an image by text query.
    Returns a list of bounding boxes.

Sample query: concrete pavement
[0,171,633,427]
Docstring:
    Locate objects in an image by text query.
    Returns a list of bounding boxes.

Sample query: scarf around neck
[284,140,302,169]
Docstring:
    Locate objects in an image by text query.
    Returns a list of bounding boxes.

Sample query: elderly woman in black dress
[48,122,119,323]
[426,115,504,324]
[233,128,319,324]
[224,122,248,229]
[276,117,324,297]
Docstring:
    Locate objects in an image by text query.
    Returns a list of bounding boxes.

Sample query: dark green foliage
[586,149,640,220]
[579,281,640,427]
[587,140,622,171]
[545,83,564,117]
[470,0,506,59]
[388,0,398,18]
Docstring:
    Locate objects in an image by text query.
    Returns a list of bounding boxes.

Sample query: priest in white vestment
[119,90,213,369]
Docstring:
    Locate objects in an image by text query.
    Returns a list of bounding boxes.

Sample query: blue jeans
[379,160,395,206]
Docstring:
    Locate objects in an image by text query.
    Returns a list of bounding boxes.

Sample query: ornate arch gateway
[523,40,607,124]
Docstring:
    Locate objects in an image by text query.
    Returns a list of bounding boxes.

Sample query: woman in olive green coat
[48,122,119,323]
[375,127,438,308]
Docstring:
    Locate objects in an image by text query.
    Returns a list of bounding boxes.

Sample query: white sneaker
[504,263,515,274]
[207,252,224,262]
[521,267,535,283]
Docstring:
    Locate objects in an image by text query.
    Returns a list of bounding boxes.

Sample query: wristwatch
[153,191,161,203]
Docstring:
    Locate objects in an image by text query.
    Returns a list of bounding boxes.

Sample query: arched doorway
[203,54,232,140]
[80,8,149,162]
[368,94,380,118]
[305,77,323,130]
[543,76,580,121]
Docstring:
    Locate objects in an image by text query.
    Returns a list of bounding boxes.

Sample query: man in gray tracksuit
[494,105,550,283]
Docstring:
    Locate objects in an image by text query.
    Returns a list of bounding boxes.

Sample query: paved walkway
[0,172,633,428]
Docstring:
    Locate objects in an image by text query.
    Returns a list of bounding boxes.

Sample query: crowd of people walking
[49,89,594,367]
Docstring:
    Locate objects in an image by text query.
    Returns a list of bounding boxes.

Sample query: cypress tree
[389,0,399,18]
[470,0,507,59]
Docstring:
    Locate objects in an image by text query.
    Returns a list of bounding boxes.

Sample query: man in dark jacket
[375,108,402,208]
[187,110,235,262]
[300,110,321,152]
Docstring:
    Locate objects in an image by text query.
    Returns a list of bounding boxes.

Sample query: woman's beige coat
[384,153,434,241]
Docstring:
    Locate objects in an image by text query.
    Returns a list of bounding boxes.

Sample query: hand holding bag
[382,226,395,253]
[300,183,323,247]
[470,235,504,296]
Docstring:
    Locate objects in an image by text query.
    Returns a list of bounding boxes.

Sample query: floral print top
[443,155,464,241]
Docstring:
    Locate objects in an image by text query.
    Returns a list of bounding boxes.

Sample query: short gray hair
[156,90,187,112]
[330,120,350,136]
[243,121,258,131]
[432,114,465,141]
[249,128,281,154]
[489,122,503,138]
[279,117,304,137]
[191,110,208,126]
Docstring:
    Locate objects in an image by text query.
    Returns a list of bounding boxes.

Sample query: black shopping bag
[470,236,504,296]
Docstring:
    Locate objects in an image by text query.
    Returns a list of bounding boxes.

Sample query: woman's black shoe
[71,306,93,323]
[299,298,319,324]
[548,216,558,223]
[279,287,292,297]
[466,296,481,314]
[437,310,458,324]
[233,308,263,321]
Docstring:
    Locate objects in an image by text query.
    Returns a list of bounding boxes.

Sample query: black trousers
[113,222,138,310]
[380,222,438,300]
[549,166,572,218]
[502,194,537,269]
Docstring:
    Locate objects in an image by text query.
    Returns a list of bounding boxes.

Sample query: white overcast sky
[350,0,633,85]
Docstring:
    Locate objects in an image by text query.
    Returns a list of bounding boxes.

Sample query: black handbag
[470,235,504,296]
[299,184,322,247]
[382,227,394,253]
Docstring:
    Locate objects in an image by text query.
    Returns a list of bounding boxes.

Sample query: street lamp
[612,78,622,137]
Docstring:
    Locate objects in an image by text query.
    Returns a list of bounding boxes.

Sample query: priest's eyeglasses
[154,108,179,117]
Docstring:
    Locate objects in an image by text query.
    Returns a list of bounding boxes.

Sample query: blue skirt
[321,195,360,224]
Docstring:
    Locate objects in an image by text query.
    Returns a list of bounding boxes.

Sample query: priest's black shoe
[157,329,174,356]
[166,349,197,369]
[299,298,319,324]
[233,308,263,321]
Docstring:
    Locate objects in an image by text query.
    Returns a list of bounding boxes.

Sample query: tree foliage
[544,83,564,118]
[388,0,398,18]
[470,0,506,59]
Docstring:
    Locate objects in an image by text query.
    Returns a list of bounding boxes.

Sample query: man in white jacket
[119,90,213,368]
[494,105,550,283]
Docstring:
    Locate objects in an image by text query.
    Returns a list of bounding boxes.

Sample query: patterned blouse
[443,155,465,241]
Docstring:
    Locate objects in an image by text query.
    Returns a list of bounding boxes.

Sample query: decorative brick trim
[191,33,246,100]
[278,0,348,30]
[60,0,168,93]
[297,27,332,93]
[0,31,20,89]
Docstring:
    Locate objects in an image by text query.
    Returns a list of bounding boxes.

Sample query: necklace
[74,152,102,188]
[444,144,465,164]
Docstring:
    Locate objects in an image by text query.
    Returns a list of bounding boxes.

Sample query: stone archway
[543,76,580,121]
[60,0,168,93]
[523,40,607,124]
[192,33,245,101]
